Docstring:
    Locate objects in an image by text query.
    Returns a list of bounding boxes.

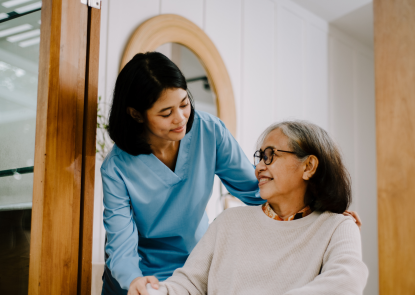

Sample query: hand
[128,276,159,295]
[343,210,362,230]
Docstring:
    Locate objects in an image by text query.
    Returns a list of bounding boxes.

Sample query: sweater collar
[262,202,312,221]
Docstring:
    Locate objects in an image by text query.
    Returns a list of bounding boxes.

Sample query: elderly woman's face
[255,129,306,201]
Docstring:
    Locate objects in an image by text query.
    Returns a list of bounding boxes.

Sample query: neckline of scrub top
[138,129,193,186]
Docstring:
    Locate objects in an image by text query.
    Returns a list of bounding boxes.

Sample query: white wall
[93,0,377,294]
[328,25,378,295]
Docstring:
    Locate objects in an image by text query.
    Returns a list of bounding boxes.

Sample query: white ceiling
[291,0,374,49]
[331,3,374,48]
[291,0,372,22]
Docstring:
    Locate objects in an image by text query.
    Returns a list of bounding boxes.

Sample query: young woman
[101,52,264,295]
[147,121,368,295]
[101,52,361,295]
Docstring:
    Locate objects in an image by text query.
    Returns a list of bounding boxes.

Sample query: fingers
[137,282,150,295]
[127,286,139,295]
[342,212,356,222]
[347,210,362,230]
[343,210,362,230]
[128,277,151,295]
[147,276,160,290]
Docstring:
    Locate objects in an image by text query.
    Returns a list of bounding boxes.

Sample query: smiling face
[255,128,308,203]
[128,88,191,144]
[145,88,191,142]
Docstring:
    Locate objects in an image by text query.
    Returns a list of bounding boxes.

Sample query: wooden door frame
[374,0,415,293]
[28,1,100,294]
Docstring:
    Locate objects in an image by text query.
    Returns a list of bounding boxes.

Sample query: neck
[267,190,307,220]
[146,131,180,171]
[150,137,179,155]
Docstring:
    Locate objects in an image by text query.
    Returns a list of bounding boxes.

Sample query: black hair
[108,52,195,156]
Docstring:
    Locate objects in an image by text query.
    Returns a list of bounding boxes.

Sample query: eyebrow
[260,146,276,151]
[158,95,188,113]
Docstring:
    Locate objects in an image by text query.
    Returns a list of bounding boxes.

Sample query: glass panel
[0,1,41,293]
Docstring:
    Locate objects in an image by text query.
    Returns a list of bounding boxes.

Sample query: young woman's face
[255,129,306,201]
[144,88,191,142]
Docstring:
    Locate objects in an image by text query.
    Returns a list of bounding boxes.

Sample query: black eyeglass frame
[253,147,296,166]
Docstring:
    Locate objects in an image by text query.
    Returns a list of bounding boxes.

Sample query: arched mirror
[156,43,217,116]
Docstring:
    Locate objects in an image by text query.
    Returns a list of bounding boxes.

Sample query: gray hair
[256,120,351,213]
[257,120,333,161]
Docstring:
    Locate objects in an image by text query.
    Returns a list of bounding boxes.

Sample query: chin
[259,190,272,201]
[168,131,186,141]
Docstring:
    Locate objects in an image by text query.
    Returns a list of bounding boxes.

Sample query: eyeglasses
[253,147,296,166]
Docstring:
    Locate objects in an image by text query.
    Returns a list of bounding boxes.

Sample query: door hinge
[81,0,101,9]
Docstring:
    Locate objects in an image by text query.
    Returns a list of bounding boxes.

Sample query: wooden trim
[28,1,100,294]
[374,0,415,293]
[120,14,237,137]
[78,7,101,295]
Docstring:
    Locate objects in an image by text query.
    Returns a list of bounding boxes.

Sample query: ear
[127,107,144,123]
[302,155,319,181]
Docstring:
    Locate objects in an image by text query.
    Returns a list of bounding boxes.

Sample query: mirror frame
[120,14,237,136]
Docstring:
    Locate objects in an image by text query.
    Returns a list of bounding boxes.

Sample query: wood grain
[120,14,237,137]
[77,7,101,295]
[28,1,100,294]
[374,0,415,293]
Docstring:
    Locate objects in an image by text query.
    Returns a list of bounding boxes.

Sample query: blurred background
[0,0,377,294]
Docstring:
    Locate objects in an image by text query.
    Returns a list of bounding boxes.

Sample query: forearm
[161,219,219,295]
[102,169,143,289]
[283,261,368,295]
[285,220,368,295]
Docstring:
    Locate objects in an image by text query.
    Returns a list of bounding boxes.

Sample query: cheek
[147,118,170,133]
[184,105,191,119]
[269,163,298,187]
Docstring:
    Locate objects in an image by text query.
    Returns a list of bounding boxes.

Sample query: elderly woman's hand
[343,210,362,230]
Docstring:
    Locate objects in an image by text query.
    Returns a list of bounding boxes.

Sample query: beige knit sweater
[148,206,368,295]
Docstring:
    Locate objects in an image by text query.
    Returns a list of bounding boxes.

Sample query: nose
[172,108,186,124]
[255,159,267,177]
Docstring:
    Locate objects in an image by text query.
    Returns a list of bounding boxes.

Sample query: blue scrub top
[101,111,264,289]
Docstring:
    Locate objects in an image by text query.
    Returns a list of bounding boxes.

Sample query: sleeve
[214,120,265,206]
[283,219,369,295]
[101,167,143,290]
[160,219,219,295]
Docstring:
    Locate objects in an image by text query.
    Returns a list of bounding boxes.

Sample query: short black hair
[108,52,195,156]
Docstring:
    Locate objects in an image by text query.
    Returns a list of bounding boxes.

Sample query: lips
[171,125,185,133]
[258,176,273,187]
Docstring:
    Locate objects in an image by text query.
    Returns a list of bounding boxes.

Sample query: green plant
[96,96,113,161]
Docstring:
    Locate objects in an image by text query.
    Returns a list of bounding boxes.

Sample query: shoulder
[193,110,226,130]
[101,144,130,176]
[213,206,259,225]
[321,211,357,228]
[193,110,231,142]
[194,110,220,123]
[319,212,361,242]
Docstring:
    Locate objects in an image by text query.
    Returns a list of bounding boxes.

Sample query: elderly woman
[147,120,368,295]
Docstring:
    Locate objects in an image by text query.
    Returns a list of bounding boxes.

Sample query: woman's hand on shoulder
[128,276,159,295]
[342,210,362,230]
